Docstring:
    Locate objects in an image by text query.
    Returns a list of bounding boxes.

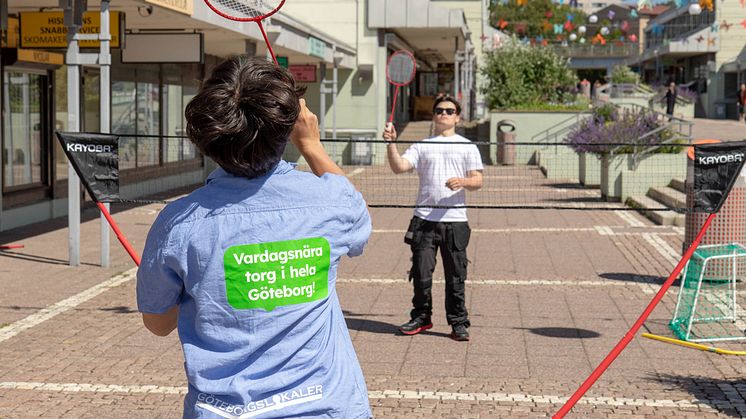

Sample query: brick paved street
[4,131,746,417]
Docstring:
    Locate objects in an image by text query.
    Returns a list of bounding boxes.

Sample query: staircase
[397,121,433,142]
[627,177,686,226]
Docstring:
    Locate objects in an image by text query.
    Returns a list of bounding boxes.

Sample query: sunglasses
[434,108,457,115]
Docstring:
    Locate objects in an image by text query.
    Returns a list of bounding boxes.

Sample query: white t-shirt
[402,134,484,222]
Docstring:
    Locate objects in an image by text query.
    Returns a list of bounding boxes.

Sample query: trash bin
[496,119,516,165]
[684,140,746,278]
[349,136,372,165]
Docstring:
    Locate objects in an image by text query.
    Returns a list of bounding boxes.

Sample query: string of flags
[491,0,745,48]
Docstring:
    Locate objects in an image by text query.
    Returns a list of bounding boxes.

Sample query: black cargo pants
[405,216,471,327]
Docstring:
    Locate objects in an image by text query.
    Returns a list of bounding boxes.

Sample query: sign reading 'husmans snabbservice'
[19,12,121,49]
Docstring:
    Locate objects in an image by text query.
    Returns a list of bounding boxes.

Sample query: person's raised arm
[383,123,413,174]
[290,98,345,177]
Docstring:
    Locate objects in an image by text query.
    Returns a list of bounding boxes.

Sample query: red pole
[554,212,717,418]
[0,244,24,250]
[96,202,141,266]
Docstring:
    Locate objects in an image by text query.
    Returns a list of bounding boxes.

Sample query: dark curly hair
[185,56,307,178]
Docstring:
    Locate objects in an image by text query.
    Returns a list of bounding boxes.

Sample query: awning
[368,0,470,66]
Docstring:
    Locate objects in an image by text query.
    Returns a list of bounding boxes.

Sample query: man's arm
[142,305,179,337]
[383,123,413,174]
[291,98,345,177]
[445,170,483,191]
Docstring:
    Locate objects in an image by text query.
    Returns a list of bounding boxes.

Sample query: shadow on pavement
[344,311,451,338]
[0,250,98,267]
[600,272,677,286]
[648,373,746,418]
[516,327,601,339]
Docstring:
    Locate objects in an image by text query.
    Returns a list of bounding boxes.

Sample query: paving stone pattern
[3,149,746,417]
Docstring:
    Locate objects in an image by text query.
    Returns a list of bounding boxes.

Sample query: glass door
[2,68,48,191]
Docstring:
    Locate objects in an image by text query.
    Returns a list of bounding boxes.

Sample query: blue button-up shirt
[137,161,372,419]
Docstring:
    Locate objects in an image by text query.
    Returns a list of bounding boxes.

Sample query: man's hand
[383,122,398,143]
[446,177,465,191]
[290,98,320,153]
[446,171,483,191]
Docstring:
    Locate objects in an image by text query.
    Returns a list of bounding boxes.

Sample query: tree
[480,37,576,110]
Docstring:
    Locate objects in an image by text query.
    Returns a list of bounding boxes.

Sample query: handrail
[529,110,593,143]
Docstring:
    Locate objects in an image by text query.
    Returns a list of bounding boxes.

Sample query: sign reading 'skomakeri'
[224,238,331,311]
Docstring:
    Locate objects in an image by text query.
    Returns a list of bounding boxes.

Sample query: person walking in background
[136,56,372,419]
[382,96,483,342]
[665,81,677,120]
[737,83,746,122]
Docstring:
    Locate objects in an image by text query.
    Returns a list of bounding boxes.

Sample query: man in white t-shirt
[383,96,483,341]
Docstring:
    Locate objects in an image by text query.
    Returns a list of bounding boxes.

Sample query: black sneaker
[398,318,433,335]
[450,324,470,341]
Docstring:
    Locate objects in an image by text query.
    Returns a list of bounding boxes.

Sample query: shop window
[3,71,44,189]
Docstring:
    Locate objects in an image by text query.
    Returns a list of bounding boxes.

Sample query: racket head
[386,50,416,87]
[203,0,286,22]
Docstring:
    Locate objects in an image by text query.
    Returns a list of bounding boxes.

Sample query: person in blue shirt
[136,56,372,419]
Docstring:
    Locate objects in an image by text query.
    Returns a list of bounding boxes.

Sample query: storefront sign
[122,33,203,63]
[19,12,122,49]
[145,0,194,16]
[289,65,317,83]
[17,49,64,66]
[308,37,326,59]
[277,56,289,69]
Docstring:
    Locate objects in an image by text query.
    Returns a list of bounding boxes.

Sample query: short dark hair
[185,56,307,178]
[432,96,461,115]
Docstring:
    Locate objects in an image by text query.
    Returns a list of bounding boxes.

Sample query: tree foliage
[479,38,576,110]
[610,65,639,85]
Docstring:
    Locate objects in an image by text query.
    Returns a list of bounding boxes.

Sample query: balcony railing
[549,43,638,58]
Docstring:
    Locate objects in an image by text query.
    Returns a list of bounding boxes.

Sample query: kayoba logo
[66,143,114,153]
[698,152,745,165]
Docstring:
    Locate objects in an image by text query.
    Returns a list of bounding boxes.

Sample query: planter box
[600,152,687,200]
[537,149,580,180]
[579,152,600,187]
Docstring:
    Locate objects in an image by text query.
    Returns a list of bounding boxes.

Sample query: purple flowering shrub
[565,105,684,155]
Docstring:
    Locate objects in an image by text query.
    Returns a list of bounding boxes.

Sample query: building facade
[630,1,746,118]
[0,0,483,233]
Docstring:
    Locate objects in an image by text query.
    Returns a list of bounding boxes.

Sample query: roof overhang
[8,0,356,68]
[368,0,471,66]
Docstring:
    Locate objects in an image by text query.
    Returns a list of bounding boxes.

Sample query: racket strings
[208,0,281,19]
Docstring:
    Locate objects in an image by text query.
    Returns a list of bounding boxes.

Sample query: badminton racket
[203,0,286,65]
